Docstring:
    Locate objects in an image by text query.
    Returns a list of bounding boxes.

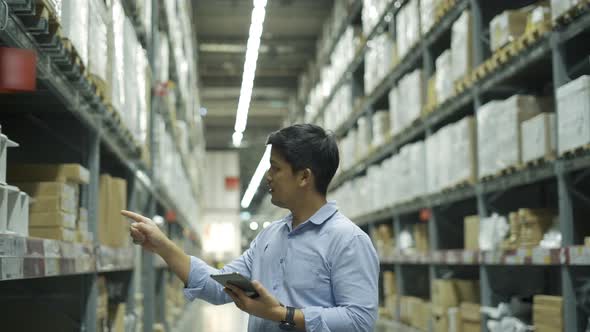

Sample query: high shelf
[293,0,590,331]
[0,0,202,331]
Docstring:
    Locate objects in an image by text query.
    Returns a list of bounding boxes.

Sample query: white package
[426,131,440,193]
[372,111,390,147]
[88,0,109,84]
[521,113,556,163]
[392,69,424,135]
[477,101,501,178]
[61,0,89,67]
[108,0,126,113]
[452,116,478,185]
[451,10,472,82]
[420,0,437,35]
[550,0,577,21]
[124,18,139,135]
[389,86,399,136]
[556,75,590,154]
[397,0,421,60]
[158,32,170,83]
[435,50,454,104]
[357,117,371,157]
[479,213,509,251]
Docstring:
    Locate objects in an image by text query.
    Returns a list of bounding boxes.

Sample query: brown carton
[30,211,77,228]
[464,215,479,250]
[15,181,77,199]
[8,163,90,184]
[29,226,77,242]
[98,175,128,247]
[30,195,77,214]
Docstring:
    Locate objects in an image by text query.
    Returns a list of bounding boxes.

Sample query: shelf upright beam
[469,0,485,67]
[393,214,404,322]
[551,29,580,332]
[81,120,101,332]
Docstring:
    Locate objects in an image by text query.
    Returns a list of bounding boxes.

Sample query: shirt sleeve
[302,233,379,332]
[183,233,259,305]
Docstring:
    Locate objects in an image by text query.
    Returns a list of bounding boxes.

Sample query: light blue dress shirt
[183,201,379,332]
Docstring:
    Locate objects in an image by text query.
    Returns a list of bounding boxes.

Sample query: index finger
[121,210,150,223]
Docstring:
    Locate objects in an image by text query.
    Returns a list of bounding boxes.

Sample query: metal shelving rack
[0,0,201,331]
[297,1,590,331]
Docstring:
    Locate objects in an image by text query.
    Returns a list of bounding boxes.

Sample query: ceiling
[194,0,333,210]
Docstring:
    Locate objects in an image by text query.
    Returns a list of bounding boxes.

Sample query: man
[122,124,379,331]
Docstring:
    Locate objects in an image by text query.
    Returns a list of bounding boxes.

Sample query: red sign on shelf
[225,176,240,191]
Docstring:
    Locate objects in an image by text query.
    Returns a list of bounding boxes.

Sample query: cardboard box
[30,195,77,214]
[413,301,431,331]
[383,271,397,296]
[432,306,449,332]
[462,321,481,332]
[460,302,481,322]
[490,9,529,51]
[98,175,128,247]
[30,211,76,229]
[8,163,90,184]
[556,75,590,154]
[14,181,78,199]
[414,222,429,253]
[464,215,480,250]
[534,295,563,307]
[534,305,563,328]
[110,303,126,332]
[29,226,77,242]
[522,112,556,163]
[432,279,460,309]
[535,324,562,332]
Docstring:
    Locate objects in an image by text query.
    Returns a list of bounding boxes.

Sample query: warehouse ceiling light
[241,144,271,209]
[232,0,268,147]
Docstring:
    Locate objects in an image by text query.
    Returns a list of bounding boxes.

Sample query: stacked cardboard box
[9,164,88,242]
[400,296,429,329]
[432,279,480,332]
[464,215,480,250]
[414,223,429,253]
[371,224,395,258]
[460,302,481,332]
[556,75,590,155]
[533,295,563,332]
[98,174,129,248]
[490,9,529,51]
[383,271,397,319]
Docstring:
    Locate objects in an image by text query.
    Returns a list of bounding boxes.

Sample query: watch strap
[285,306,295,324]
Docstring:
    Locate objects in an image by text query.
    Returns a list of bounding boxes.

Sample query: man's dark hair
[266,124,339,195]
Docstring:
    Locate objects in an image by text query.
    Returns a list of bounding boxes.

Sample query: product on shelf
[521,112,556,164]
[108,0,126,114]
[460,302,481,332]
[479,213,509,251]
[364,32,395,95]
[533,295,563,332]
[414,222,429,254]
[432,305,449,332]
[464,215,480,250]
[88,0,109,100]
[61,0,90,67]
[550,0,578,21]
[426,74,438,113]
[372,110,390,148]
[356,116,371,160]
[98,174,129,248]
[362,0,389,36]
[371,224,395,259]
[490,9,529,52]
[435,50,454,104]
[518,208,557,248]
[420,0,438,35]
[556,75,590,155]
[383,271,397,296]
[432,279,480,310]
[477,95,543,179]
[396,0,421,60]
[390,69,424,136]
[9,163,87,241]
[98,276,109,331]
[451,10,473,83]
[5,187,29,236]
[109,303,126,331]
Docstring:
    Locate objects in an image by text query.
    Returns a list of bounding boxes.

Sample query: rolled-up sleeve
[302,234,379,332]
[184,235,259,305]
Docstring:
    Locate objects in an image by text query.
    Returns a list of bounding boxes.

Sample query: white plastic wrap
[364,33,394,95]
[426,131,440,194]
[362,0,388,36]
[420,0,437,35]
[477,101,501,178]
[88,0,109,84]
[372,111,390,147]
[135,46,149,145]
[521,113,556,163]
[479,213,509,251]
[124,17,139,134]
[108,0,126,113]
[435,50,454,104]
[452,116,477,186]
[397,0,421,60]
[158,32,170,83]
[61,0,89,67]
[357,117,371,159]
[388,86,399,136]
[391,69,424,135]
[556,75,590,154]
[551,0,577,21]
[451,10,472,82]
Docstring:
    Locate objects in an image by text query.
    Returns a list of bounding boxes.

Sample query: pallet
[480,165,521,182]
[560,143,590,157]
[61,38,87,76]
[454,74,473,95]
[88,74,110,105]
[515,21,551,50]
[520,154,556,169]
[553,0,590,27]
[441,178,475,192]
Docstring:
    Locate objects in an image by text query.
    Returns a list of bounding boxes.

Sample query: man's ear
[299,168,313,188]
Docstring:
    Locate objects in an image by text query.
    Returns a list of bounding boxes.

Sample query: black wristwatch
[278,305,296,331]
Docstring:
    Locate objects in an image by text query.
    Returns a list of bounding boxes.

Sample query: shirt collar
[283,201,339,231]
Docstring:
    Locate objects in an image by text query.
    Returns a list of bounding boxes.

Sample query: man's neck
[290,194,327,229]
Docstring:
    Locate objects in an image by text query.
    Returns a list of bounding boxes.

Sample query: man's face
[266,148,301,209]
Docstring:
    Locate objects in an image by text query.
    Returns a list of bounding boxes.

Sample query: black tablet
[210,272,260,298]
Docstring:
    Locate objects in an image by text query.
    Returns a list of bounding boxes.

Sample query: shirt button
[280,258,284,264]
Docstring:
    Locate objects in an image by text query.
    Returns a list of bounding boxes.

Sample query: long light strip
[241,144,272,208]
[232,0,268,147]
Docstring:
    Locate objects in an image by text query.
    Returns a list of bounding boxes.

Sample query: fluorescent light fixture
[232,0,268,146]
[241,144,271,208]
[249,221,259,231]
